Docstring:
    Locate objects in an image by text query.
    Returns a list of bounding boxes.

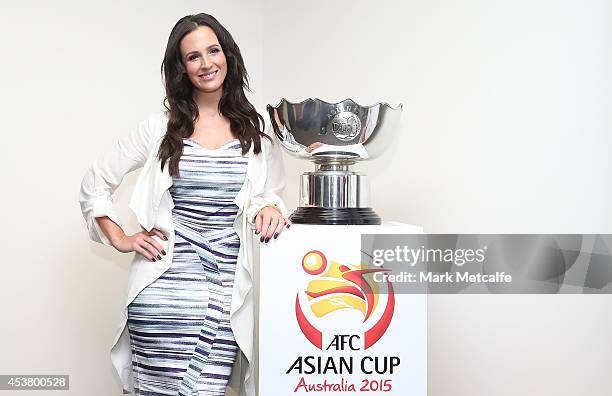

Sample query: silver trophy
[267,98,403,225]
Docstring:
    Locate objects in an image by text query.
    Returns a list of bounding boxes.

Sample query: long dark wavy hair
[158,13,269,176]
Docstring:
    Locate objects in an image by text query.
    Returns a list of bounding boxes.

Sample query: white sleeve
[246,111,289,225]
[78,114,159,246]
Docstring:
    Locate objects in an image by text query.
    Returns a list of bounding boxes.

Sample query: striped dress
[127,138,247,396]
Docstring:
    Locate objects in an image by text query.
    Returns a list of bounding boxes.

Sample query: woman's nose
[201,54,212,68]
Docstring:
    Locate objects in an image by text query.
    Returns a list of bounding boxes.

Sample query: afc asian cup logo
[295,250,395,350]
[328,111,362,141]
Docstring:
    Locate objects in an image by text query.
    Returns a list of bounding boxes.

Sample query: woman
[79,13,288,396]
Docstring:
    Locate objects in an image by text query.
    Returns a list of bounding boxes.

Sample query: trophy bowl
[267,98,403,225]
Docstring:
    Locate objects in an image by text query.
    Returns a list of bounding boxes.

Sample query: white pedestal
[258,223,427,395]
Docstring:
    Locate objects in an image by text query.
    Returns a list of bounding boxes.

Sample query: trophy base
[289,207,381,225]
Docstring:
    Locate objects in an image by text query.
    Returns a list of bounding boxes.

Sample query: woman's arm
[247,110,291,241]
[78,114,167,258]
[94,216,126,246]
[95,216,167,262]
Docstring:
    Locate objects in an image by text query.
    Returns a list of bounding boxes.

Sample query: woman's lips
[199,70,218,81]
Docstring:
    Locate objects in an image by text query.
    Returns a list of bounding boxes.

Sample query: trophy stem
[315,163,351,172]
[293,163,381,225]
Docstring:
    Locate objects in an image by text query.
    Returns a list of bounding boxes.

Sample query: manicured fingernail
[265,237,270,243]
[151,258,156,262]
[161,250,166,255]
[255,231,260,235]
[260,236,264,242]
[274,233,278,239]
[163,236,168,241]
[157,255,162,260]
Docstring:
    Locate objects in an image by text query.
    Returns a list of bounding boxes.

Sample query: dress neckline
[184,138,239,151]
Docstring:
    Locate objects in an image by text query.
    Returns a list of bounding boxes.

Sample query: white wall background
[262,2,612,395]
[0,0,610,395]
[264,0,611,233]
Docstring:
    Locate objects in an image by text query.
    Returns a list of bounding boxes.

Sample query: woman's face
[180,26,227,96]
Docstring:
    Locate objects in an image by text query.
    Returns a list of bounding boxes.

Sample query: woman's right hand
[112,228,168,262]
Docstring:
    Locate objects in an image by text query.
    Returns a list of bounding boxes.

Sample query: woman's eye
[210,48,220,54]
[188,54,199,61]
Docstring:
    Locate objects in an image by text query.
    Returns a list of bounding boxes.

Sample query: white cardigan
[78,109,287,395]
